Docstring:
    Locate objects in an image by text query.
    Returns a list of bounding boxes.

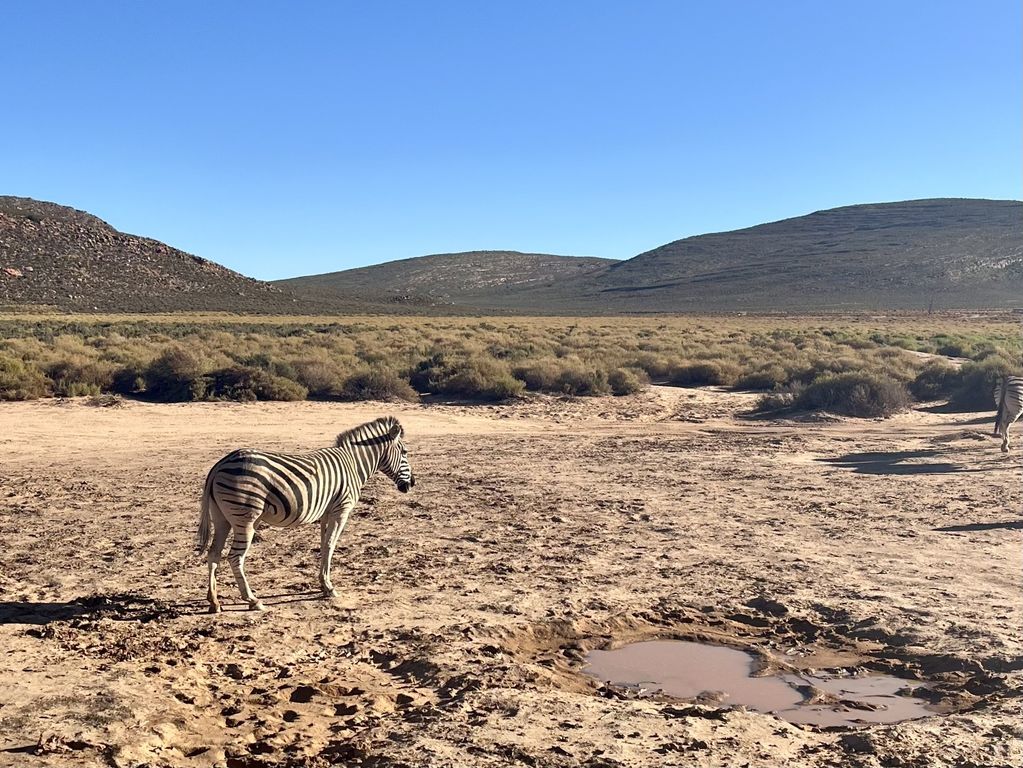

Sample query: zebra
[993,376,1023,452]
[195,416,415,613]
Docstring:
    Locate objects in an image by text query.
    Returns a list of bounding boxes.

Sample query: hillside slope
[281,199,1021,312]
[0,197,357,313]
[501,199,1022,312]
[274,251,616,305]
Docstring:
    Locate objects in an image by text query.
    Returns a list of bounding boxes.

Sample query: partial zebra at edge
[993,375,1023,453]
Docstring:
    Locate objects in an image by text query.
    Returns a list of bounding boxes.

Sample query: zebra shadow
[818,449,982,475]
[0,593,168,626]
[934,520,1023,533]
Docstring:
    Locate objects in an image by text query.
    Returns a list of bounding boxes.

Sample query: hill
[490,199,1023,312]
[274,251,616,306]
[280,199,1022,313]
[0,196,359,313]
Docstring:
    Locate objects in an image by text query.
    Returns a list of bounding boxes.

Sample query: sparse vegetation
[0,313,1017,415]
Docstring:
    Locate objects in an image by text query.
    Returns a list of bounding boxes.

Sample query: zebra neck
[333,444,382,489]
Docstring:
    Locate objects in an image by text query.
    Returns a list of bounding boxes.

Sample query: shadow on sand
[934,520,1023,533]
[817,449,981,476]
[0,593,168,626]
[0,589,330,624]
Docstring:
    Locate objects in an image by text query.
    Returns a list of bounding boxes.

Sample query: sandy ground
[0,387,1019,768]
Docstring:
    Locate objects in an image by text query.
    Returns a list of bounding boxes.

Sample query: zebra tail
[195,468,215,555]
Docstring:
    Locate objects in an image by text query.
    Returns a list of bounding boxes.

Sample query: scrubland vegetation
[0,312,1018,418]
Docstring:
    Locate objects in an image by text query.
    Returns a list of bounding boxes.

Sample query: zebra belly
[258,496,333,528]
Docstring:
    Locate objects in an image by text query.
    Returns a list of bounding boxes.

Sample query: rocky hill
[0,197,357,313]
[274,251,616,306]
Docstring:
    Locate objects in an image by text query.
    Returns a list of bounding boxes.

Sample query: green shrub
[0,354,49,400]
[44,359,115,397]
[755,382,806,412]
[796,372,911,417]
[512,358,611,395]
[340,367,418,402]
[668,361,741,387]
[206,366,308,402]
[734,363,789,391]
[292,358,349,397]
[234,352,298,380]
[143,347,210,401]
[608,367,649,396]
[510,358,561,392]
[414,354,523,400]
[111,365,146,395]
[549,365,609,396]
[909,362,959,401]
[947,358,1022,411]
[440,357,524,401]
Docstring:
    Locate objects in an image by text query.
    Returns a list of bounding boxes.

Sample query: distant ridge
[0,196,360,313]
[274,250,616,306]
[280,198,1022,312]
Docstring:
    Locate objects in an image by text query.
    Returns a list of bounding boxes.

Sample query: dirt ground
[0,386,1019,768]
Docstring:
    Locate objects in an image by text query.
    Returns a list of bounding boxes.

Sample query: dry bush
[668,360,741,387]
[339,367,418,402]
[909,362,960,401]
[44,358,116,397]
[734,363,789,391]
[513,357,612,396]
[207,366,308,402]
[0,354,49,400]
[143,347,210,401]
[608,367,649,396]
[110,365,146,395]
[946,358,1022,411]
[414,354,523,401]
[795,372,911,418]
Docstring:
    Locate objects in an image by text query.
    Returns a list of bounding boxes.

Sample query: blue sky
[3,1,1019,280]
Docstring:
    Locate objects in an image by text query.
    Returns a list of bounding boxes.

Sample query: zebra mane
[335,416,402,448]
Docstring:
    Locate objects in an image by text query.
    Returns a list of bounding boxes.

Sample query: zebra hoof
[208,604,222,614]
[321,589,338,599]
[249,600,266,612]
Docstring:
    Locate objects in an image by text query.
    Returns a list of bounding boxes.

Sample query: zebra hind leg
[227,523,265,611]
[206,503,232,614]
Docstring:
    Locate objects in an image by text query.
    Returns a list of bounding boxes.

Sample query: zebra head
[380,419,416,493]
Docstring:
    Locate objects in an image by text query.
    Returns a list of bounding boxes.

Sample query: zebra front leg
[319,507,352,598]
[206,506,233,613]
[227,524,265,611]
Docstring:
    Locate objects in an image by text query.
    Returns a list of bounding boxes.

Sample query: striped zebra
[196,416,415,613]
[993,376,1023,452]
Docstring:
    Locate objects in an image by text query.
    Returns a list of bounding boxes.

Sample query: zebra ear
[387,421,403,440]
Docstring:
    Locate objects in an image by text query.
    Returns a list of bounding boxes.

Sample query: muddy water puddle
[585,640,935,727]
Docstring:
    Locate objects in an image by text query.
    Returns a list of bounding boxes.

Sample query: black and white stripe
[196,416,415,612]
[993,376,1023,453]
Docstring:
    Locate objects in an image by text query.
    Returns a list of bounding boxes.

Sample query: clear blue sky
[3,1,1019,280]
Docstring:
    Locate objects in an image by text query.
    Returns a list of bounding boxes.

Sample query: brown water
[585,640,935,727]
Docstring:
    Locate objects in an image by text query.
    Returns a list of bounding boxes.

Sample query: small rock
[289,685,316,703]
